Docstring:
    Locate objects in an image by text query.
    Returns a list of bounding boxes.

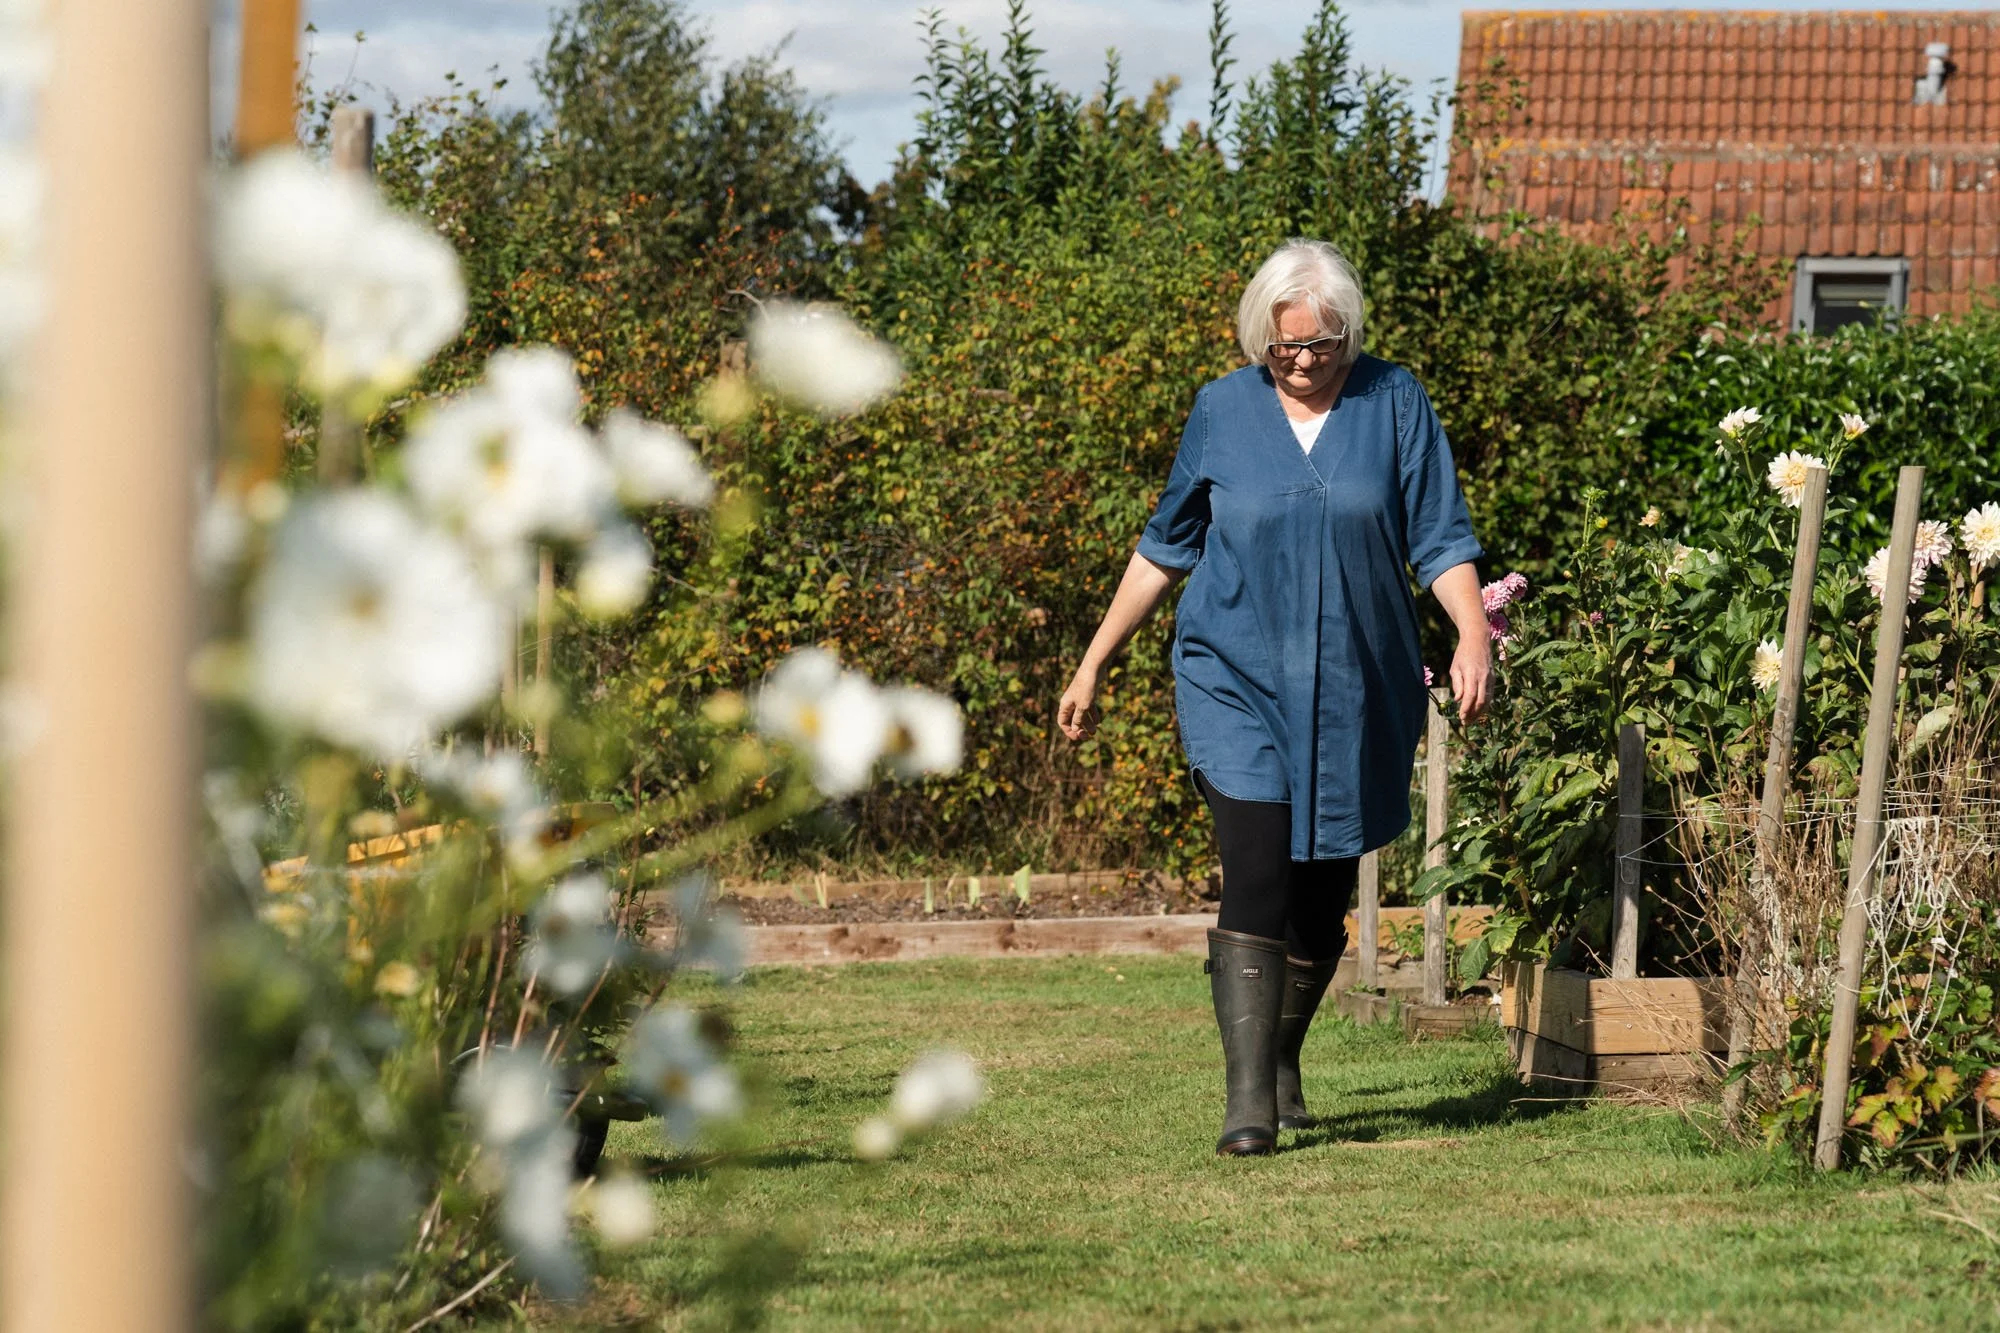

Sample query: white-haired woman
[1058,239,1490,1156]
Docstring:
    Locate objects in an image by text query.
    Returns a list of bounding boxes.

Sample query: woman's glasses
[1264,332,1346,364]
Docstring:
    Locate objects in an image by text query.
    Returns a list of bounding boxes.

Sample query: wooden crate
[1500,962,1750,1094]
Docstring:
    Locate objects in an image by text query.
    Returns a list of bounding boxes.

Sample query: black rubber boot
[1276,945,1343,1131]
[1205,928,1288,1156]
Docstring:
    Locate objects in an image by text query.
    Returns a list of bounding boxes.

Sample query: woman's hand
[1449,633,1492,723]
[1057,664,1104,741]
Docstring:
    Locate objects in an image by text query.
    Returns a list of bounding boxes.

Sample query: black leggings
[1194,769,1357,961]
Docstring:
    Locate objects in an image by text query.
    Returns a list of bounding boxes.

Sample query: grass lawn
[538,956,2000,1331]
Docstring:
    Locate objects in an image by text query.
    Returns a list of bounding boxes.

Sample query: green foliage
[1627,313,2000,555]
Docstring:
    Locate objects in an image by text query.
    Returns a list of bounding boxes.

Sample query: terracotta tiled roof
[1450,10,2000,320]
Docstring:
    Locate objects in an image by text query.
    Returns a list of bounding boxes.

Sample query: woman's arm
[1429,561,1491,722]
[1057,552,1186,741]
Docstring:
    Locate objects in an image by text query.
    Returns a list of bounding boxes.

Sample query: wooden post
[1724,464,1828,1128]
[1422,700,1450,1007]
[229,0,302,494]
[1356,850,1380,991]
[1815,466,1925,1171]
[1609,722,1645,979]
[533,548,555,756]
[4,1,206,1327]
[316,105,376,485]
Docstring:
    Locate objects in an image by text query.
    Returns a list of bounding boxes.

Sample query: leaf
[1904,703,1956,758]
[1544,769,1604,813]
[1458,935,1492,983]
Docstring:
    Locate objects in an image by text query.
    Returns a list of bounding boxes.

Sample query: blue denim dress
[1136,355,1484,860]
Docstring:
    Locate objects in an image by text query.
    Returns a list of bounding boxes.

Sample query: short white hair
[1235,239,1365,368]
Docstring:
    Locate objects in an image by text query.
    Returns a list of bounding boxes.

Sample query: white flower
[879,687,964,780]
[193,488,252,584]
[457,1049,562,1151]
[671,874,746,981]
[1717,406,1763,439]
[497,1124,583,1297]
[751,647,891,795]
[1839,413,1869,439]
[1914,519,1954,568]
[1639,507,1661,528]
[1751,639,1783,692]
[246,493,506,760]
[1962,502,2000,573]
[853,1116,902,1162]
[422,747,549,861]
[0,145,45,362]
[402,348,616,595]
[623,1005,742,1148]
[747,301,903,416]
[1863,546,1929,604]
[522,874,622,997]
[214,151,465,406]
[602,408,712,507]
[1764,451,1825,508]
[575,523,655,620]
[588,1174,656,1247]
[887,1049,984,1132]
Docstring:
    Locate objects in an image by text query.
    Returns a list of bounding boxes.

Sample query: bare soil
[723,872,1220,926]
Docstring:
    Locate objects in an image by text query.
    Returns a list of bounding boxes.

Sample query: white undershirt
[1286,409,1329,455]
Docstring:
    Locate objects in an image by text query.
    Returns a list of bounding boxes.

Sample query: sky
[212,0,1969,187]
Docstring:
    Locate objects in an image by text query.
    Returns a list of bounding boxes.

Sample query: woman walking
[1058,239,1490,1156]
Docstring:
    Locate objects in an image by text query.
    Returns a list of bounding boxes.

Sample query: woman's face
[1266,301,1345,399]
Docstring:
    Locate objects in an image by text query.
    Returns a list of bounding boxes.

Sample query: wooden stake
[1422,699,1450,1007]
[228,0,302,494]
[316,105,376,486]
[1724,464,1828,1128]
[1357,850,1380,991]
[1609,722,1645,979]
[1815,466,1925,1171]
[533,548,555,756]
[4,2,206,1327]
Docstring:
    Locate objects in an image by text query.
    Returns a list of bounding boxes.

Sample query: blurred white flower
[457,1048,561,1151]
[193,488,251,584]
[0,145,44,362]
[1914,519,1955,568]
[852,1116,902,1162]
[403,348,616,595]
[879,687,964,780]
[1839,413,1869,439]
[752,647,891,795]
[588,1174,656,1247]
[888,1049,984,1132]
[1716,406,1763,439]
[1963,502,2000,573]
[498,1125,583,1298]
[1639,507,1661,528]
[422,747,550,862]
[246,493,506,759]
[748,301,903,416]
[623,1005,742,1148]
[214,151,465,406]
[0,1,50,87]
[575,523,655,620]
[523,874,622,997]
[1750,639,1782,692]
[1863,546,1929,604]
[602,408,713,507]
[1764,451,1824,508]
[671,874,746,981]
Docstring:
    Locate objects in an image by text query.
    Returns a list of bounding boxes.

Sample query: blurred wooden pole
[1356,851,1380,991]
[1815,466,1924,1172]
[1421,700,1449,1007]
[1724,464,1828,1129]
[533,550,555,756]
[3,0,206,1328]
[1609,722,1645,979]
[316,106,376,485]
[230,0,301,494]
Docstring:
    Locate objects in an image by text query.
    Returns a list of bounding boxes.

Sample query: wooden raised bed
[651,914,1220,966]
[1500,962,1762,1094]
